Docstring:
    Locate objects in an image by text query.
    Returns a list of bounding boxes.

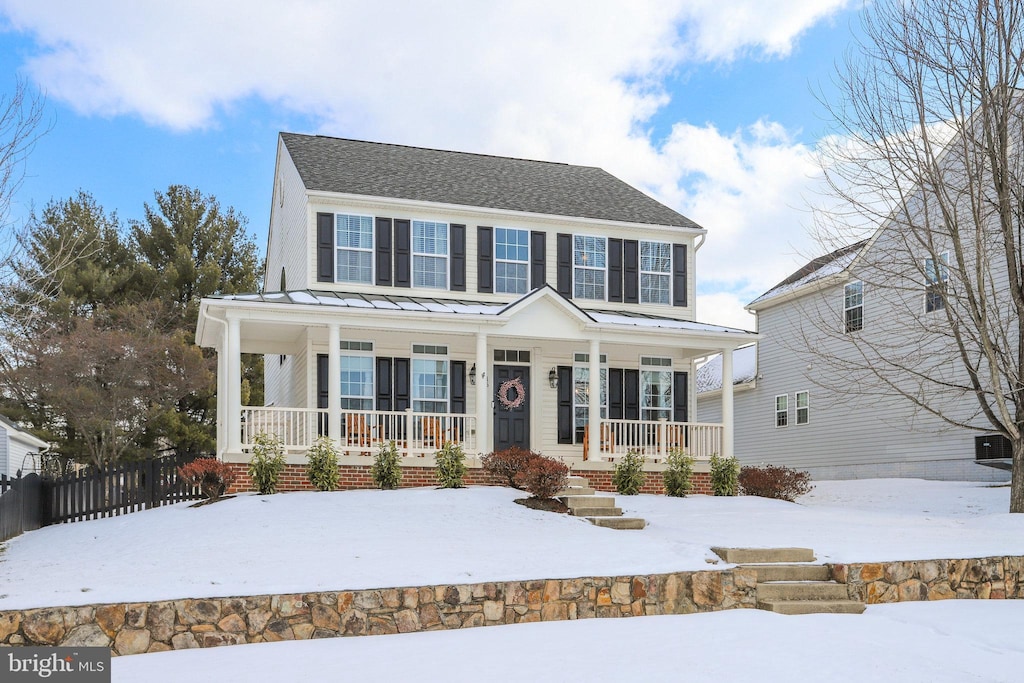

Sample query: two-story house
[196,134,755,486]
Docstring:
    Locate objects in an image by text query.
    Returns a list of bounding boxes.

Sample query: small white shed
[0,415,48,478]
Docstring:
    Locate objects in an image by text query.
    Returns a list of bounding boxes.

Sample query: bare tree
[0,78,45,286]
[804,0,1024,511]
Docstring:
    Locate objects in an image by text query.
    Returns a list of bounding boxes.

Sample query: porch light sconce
[548,367,558,389]
[469,364,476,385]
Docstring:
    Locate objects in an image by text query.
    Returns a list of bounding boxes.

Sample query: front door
[493,365,530,451]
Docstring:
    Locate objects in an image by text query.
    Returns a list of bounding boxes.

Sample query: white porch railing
[594,419,723,461]
[240,407,476,457]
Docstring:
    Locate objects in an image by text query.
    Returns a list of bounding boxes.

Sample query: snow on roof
[696,344,757,393]
[748,240,867,307]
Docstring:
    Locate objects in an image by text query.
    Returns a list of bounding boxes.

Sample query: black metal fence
[0,453,206,543]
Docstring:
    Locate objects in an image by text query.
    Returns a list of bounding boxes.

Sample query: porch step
[756,582,849,602]
[560,495,617,509]
[569,506,623,517]
[712,547,816,564]
[757,600,866,615]
[740,564,831,582]
[588,517,646,530]
[566,476,590,487]
[555,487,596,497]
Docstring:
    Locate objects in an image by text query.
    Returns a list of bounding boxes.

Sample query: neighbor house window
[574,235,607,299]
[641,356,673,421]
[412,220,448,289]
[925,251,949,313]
[412,344,449,413]
[844,281,863,333]
[795,390,809,425]
[775,394,789,427]
[640,241,671,304]
[495,227,529,294]
[336,214,374,284]
[573,352,608,440]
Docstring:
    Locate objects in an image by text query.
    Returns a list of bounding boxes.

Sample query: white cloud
[694,291,758,331]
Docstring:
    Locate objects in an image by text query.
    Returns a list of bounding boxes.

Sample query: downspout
[694,233,707,252]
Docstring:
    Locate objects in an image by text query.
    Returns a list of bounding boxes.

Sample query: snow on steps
[557,476,646,530]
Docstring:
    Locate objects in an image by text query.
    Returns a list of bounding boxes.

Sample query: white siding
[0,427,8,478]
[266,141,309,294]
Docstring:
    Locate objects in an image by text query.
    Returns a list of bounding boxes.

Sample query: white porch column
[226,315,242,454]
[216,338,227,457]
[721,347,734,459]
[328,323,341,448]
[588,338,601,457]
[475,332,489,454]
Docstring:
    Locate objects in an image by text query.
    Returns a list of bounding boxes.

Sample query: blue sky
[0,1,863,329]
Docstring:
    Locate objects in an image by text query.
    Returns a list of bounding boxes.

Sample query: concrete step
[569,506,623,517]
[757,600,866,615]
[588,517,646,530]
[555,487,596,497]
[566,476,590,487]
[560,495,616,508]
[711,547,816,564]
[740,564,831,582]
[757,582,850,602]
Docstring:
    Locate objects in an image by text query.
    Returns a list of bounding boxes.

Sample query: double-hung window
[412,220,448,289]
[340,341,374,410]
[336,214,373,284]
[640,356,673,421]
[775,394,789,427]
[495,227,529,294]
[795,391,809,425]
[412,344,449,413]
[573,352,608,440]
[574,235,607,300]
[640,241,671,304]
[925,251,949,313]
[844,281,863,333]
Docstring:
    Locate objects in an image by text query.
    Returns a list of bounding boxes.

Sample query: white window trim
[795,390,809,426]
[924,251,949,314]
[412,343,450,413]
[412,219,449,290]
[639,240,672,305]
[340,345,375,410]
[775,394,789,428]
[844,280,863,333]
[573,234,608,301]
[573,353,608,442]
[334,213,375,285]
[494,227,530,295]
[640,356,673,421]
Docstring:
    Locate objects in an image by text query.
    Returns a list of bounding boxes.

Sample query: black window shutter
[673,244,688,307]
[624,240,639,304]
[376,218,393,286]
[608,238,623,302]
[316,354,329,410]
[673,371,689,422]
[557,365,574,444]
[530,231,546,289]
[608,368,624,420]
[394,357,411,411]
[316,213,334,283]
[556,233,572,298]
[451,361,466,413]
[624,369,640,421]
[395,219,411,288]
[477,226,493,293]
[450,224,466,292]
[376,357,393,411]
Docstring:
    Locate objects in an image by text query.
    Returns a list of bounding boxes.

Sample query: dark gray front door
[493,365,530,451]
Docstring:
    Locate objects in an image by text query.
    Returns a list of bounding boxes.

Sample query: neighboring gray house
[697,242,1010,482]
[0,415,48,478]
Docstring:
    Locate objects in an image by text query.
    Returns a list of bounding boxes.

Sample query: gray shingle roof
[280,133,702,230]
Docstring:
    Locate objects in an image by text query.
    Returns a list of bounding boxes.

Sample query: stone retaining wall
[831,556,1024,603]
[0,569,755,655]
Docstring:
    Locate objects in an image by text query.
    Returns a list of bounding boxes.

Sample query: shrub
[435,442,467,488]
[305,437,339,491]
[662,449,695,497]
[178,458,236,501]
[514,456,568,499]
[612,449,646,495]
[481,447,540,488]
[709,453,739,496]
[739,465,813,502]
[248,432,286,495]
[372,440,403,490]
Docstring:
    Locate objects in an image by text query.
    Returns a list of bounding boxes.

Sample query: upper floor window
[775,394,789,427]
[640,356,672,421]
[413,220,448,289]
[844,281,863,333]
[925,251,949,313]
[795,390,809,425]
[336,214,374,284]
[574,235,606,300]
[495,227,529,294]
[640,241,671,304]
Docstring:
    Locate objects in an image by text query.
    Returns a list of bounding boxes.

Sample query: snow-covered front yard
[2,478,1023,682]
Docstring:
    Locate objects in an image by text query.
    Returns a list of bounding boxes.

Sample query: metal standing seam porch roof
[280,133,704,230]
